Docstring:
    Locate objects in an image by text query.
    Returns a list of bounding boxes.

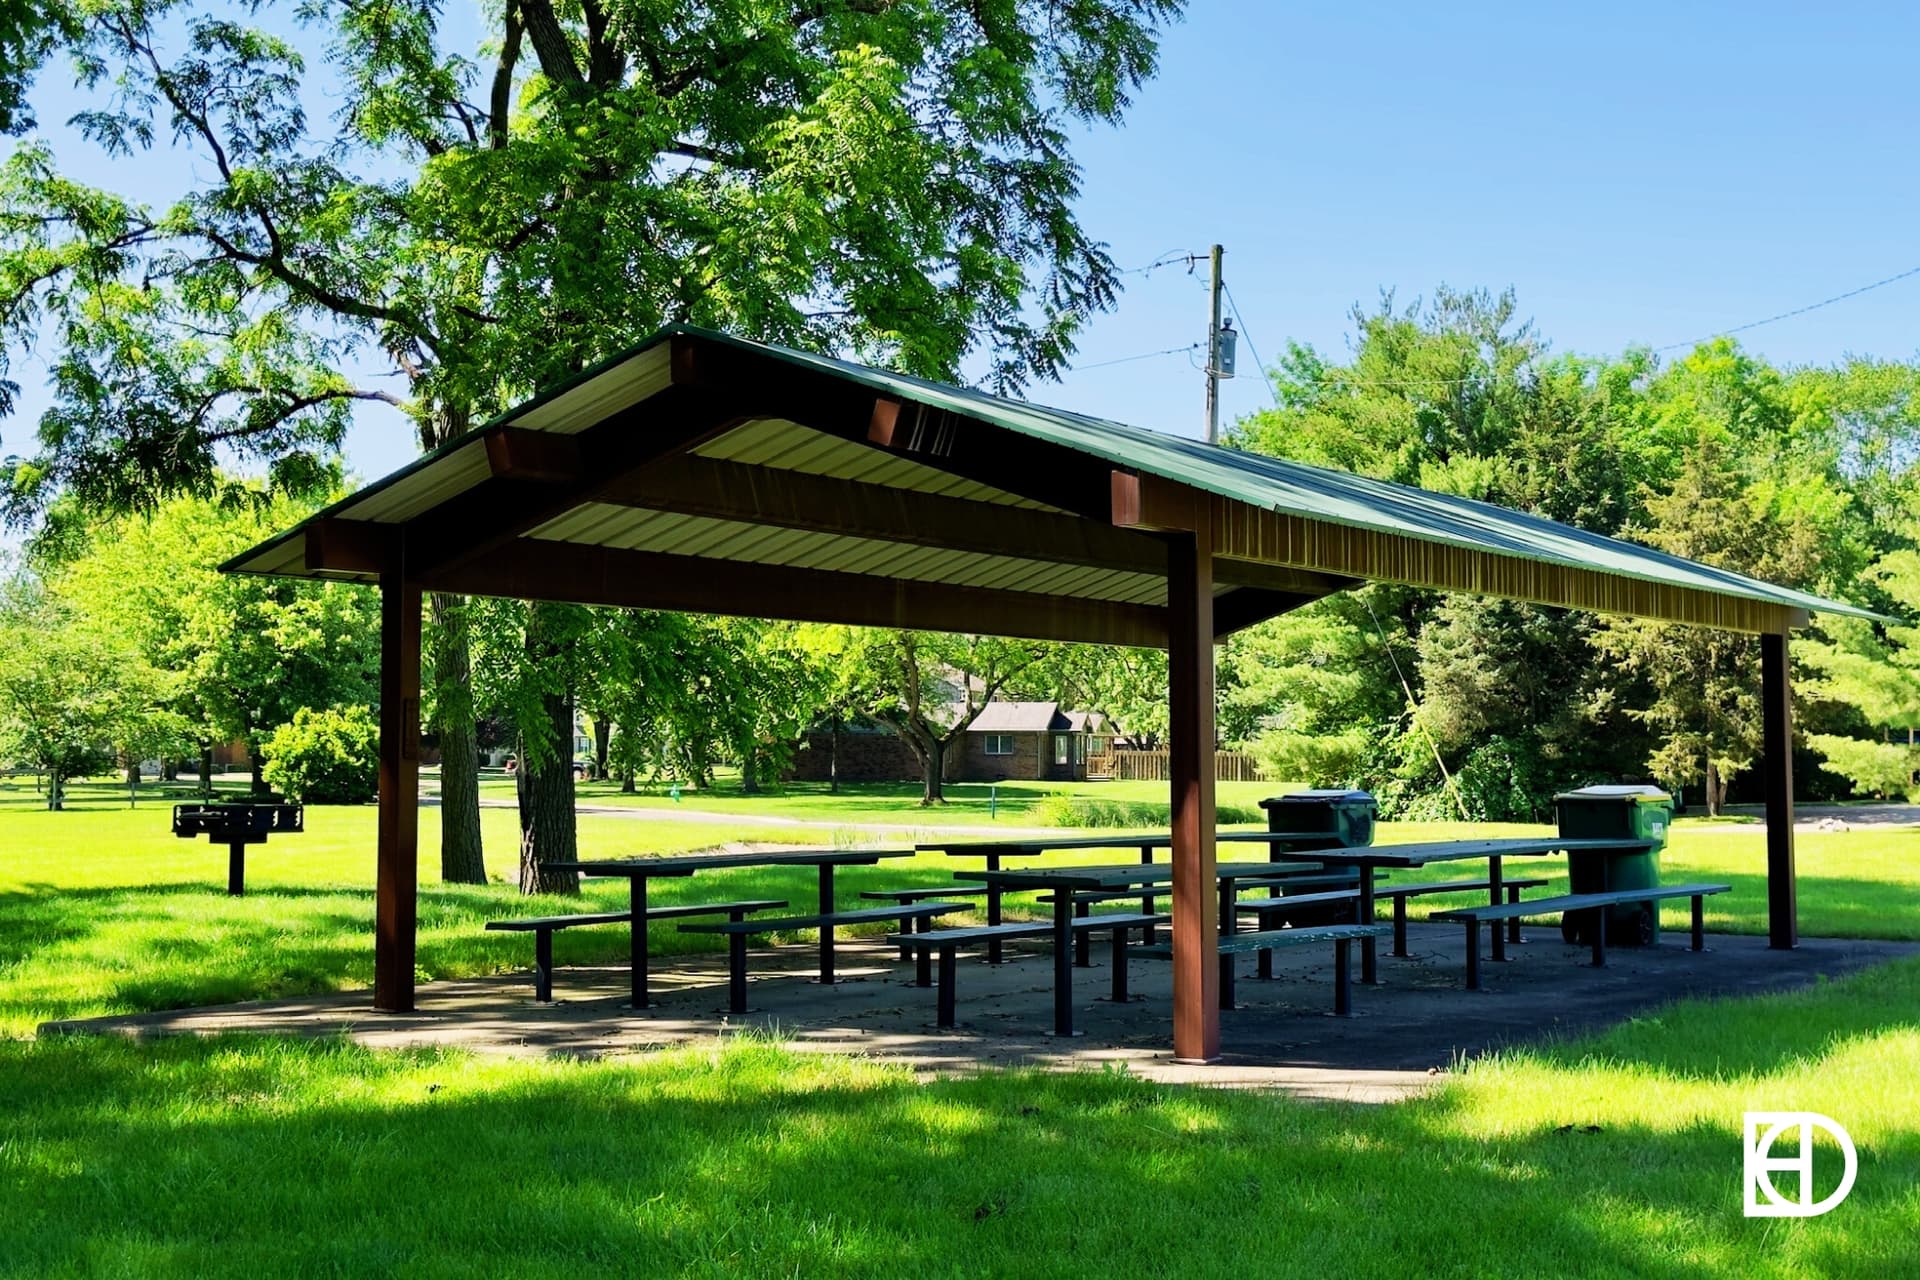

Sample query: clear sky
[8,1,1918,485]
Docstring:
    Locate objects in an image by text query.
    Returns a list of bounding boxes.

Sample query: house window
[984,734,1014,756]
[1053,734,1073,765]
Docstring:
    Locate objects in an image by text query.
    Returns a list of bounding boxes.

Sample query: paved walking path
[45,926,1912,1103]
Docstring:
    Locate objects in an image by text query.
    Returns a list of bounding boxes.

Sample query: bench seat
[485,899,788,1002]
[1132,923,1393,1015]
[1373,876,1550,955]
[890,913,1169,1027]
[1432,883,1731,988]
[680,902,970,1012]
[860,885,991,959]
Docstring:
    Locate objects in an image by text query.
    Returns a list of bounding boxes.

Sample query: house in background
[788,702,1117,785]
[954,702,1115,783]
[787,718,926,784]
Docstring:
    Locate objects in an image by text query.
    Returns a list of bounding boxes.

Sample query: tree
[823,628,1048,803]
[4,0,1180,879]
[49,492,378,795]
[0,574,181,807]
[472,598,589,894]
[1800,549,1920,799]
[1595,429,1852,813]
[0,0,78,134]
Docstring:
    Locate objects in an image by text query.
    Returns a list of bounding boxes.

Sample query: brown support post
[1167,524,1220,1063]
[1761,630,1797,949]
[375,548,423,1011]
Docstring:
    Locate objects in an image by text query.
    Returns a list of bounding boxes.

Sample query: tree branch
[490,1,524,149]
[518,0,582,85]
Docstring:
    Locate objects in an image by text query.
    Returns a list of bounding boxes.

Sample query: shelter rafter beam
[599,454,1350,598]
[417,541,1169,647]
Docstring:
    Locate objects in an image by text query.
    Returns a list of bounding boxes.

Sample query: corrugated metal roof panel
[524,504,1161,604]
[221,326,1873,628]
[671,329,1874,623]
[348,440,493,525]
[505,346,672,434]
[697,419,1057,510]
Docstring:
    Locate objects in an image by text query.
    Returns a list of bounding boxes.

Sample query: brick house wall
[788,729,959,783]
[954,731,1090,782]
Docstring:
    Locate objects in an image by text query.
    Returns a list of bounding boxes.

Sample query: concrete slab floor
[40,924,1916,1104]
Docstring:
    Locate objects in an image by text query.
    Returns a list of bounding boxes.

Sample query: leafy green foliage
[812,626,1057,803]
[1227,293,1906,815]
[1801,547,1920,798]
[48,491,378,783]
[1031,794,1260,829]
[261,705,379,804]
[3,0,1181,518]
[0,574,181,806]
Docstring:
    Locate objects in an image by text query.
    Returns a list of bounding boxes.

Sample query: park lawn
[5,782,1919,1035]
[0,785,837,1036]
[1363,820,1920,943]
[477,772,1290,826]
[1,954,1915,1278]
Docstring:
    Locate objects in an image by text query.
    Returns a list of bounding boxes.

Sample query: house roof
[225,326,1873,640]
[971,701,1060,733]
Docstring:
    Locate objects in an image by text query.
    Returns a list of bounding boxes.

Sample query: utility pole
[1205,244,1223,444]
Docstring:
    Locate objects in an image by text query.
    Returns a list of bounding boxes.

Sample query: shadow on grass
[0,861,1006,1030]
[0,1031,1912,1278]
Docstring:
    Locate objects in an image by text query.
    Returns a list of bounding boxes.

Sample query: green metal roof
[667,327,1875,624]
[226,324,1876,628]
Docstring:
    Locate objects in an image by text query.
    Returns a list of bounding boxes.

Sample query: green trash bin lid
[1552,784,1670,804]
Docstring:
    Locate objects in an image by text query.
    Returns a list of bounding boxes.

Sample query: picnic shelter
[224,326,1873,1064]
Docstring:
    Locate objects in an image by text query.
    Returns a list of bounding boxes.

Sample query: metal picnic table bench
[961,858,1315,1037]
[1265,836,1658,984]
[916,829,1348,963]
[545,847,912,1007]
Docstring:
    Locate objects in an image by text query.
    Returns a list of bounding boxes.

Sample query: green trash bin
[1258,789,1377,850]
[1257,790,1377,924]
[1553,785,1673,945]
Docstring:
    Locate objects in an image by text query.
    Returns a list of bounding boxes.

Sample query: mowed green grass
[0,784,828,1035]
[481,772,1289,825]
[5,781,1919,1036]
[4,955,1917,1278]
[1365,820,1920,942]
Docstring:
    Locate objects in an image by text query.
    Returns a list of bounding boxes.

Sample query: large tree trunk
[248,749,267,796]
[46,766,62,811]
[429,592,487,884]
[197,743,214,796]
[517,701,581,895]
[591,714,611,781]
[1704,757,1724,817]
[617,722,637,793]
[741,750,760,794]
[828,718,841,794]
[919,734,947,805]
[517,604,580,895]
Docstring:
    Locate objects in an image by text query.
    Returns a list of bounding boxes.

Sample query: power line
[1117,249,1204,278]
[1220,280,1281,409]
[1654,264,1920,353]
[1069,341,1203,372]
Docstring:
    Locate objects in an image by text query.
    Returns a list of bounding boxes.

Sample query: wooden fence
[1087,750,1266,783]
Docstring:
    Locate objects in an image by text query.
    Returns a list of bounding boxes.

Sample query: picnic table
[918,829,1344,963]
[1266,836,1656,983]
[962,859,1307,1037]
[549,847,912,1007]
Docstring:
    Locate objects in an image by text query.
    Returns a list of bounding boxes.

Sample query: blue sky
[9,1,1918,484]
